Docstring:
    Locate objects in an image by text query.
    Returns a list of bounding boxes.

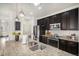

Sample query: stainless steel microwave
[50,23,61,30]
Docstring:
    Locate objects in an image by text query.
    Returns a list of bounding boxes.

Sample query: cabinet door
[55,14,62,23]
[44,17,50,30]
[40,25,46,35]
[66,41,78,55]
[37,19,44,25]
[69,8,78,30]
[39,25,46,43]
[59,39,67,51]
[49,16,55,24]
[66,11,70,30]
[61,12,67,30]
[40,36,47,44]
[61,8,78,30]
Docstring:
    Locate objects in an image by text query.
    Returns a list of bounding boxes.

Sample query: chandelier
[15,3,25,21]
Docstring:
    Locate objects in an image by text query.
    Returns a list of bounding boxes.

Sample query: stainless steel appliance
[50,23,61,30]
[33,25,40,41]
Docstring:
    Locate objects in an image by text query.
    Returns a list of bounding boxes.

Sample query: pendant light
[19,3,25,17]
[15,3,19,21]
[19,10,25,17]
[15,3,25,21]
[15,16,19,21]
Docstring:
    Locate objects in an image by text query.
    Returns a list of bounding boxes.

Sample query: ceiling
[0,3,79,20]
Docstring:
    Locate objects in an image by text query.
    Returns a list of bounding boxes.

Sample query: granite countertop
[59,36,78,42]
[41,35,78,42]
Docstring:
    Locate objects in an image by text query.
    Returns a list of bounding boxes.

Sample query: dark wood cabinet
[69,8,78,30]
[44,17,50,30]
[66,41,78,55]
[38,8,78,31]
[37,8,78,54]
[49,16,55,24]
[61,12,68,30]
[61,8,78,30]
[59,39,67,51]
[59,39,78,55]
[37,17,50,43]
[49,14,62,24]
[55,14,62,23]
[39,36,47,44]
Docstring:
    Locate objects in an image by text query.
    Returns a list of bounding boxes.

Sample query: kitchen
[37,7,79,56]
[0,3,79,56]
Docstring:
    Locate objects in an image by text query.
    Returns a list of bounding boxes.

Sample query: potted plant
[12,32,21,41]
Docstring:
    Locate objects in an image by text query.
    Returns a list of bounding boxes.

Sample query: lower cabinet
[40,36,47,44]
[49,39,58,48]
[39,37,78,55]
[59,39,67,51]
[59,39,78,56]
[66,41,78,55]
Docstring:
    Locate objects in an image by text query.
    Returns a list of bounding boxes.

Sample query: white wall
[0,4,36,41]
[0,18,15,40]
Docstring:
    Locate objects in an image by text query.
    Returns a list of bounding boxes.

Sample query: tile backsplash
[50,30,79,41]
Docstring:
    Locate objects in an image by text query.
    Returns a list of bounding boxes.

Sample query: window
[15,21,21,30]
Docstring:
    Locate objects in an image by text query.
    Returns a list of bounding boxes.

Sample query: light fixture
[34,3,40,6]
[19,11,25,17]
[15,3,25,21]
[30,12,33,15]
[38,6,42,10]
[15,16,19,21]
[33,3,42,10]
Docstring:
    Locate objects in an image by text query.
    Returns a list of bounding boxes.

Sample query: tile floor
[0,40,75,56]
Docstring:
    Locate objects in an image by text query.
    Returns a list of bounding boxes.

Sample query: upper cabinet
[61,8,78,30]
[37,17,50,30]
[61,11,70,30]
[37,8,78,30]
[69,8,78,30]
[49,14,62,24]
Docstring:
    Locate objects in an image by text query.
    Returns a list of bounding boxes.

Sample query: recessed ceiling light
[33,3,40,6]
[30,12,33,15]
[1,20,5,22]
[38,6,42,10]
